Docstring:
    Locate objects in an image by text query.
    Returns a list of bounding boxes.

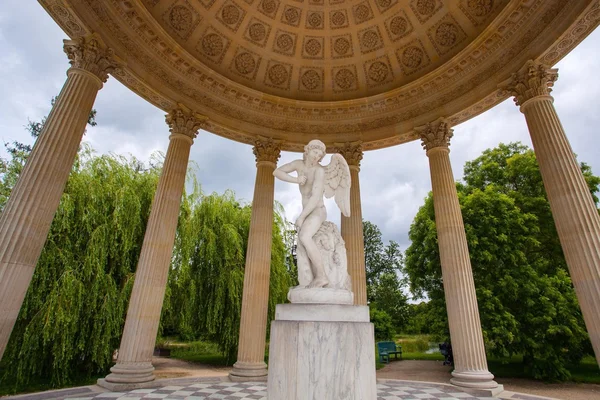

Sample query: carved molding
[334,141,363,168]
[63,33,121,83]
[40,0,90,38]
[415,118,453,153]
[499,60,559,107]
[253,137,282,164]
[540,1,600,67]
[112,68,176,111]
[40,0,597,151]
[165,104,208,139]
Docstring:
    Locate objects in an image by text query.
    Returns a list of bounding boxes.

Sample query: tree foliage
[370,307,395,341]
[0,97,96,211]
[1,100,292,388]
[2,146,161,387]
[161,189,290,361]
[363,220,409,331]
[405,142,596,381]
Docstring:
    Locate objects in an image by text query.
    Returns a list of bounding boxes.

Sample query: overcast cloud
[1,1,599,251]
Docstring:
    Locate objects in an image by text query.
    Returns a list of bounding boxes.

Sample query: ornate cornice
[334,142,363,170]
[415,118,453,154]
[165,105,207,141]
[63,33,121,83]
[499,60,559,107]
[540,1,600,67]
[41,0,597,151]
[253,137,282,165]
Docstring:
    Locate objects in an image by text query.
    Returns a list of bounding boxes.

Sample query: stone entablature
[40,0,600,151]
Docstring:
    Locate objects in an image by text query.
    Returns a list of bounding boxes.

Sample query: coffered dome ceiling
[140,0,508,101]
[41,0,600,151]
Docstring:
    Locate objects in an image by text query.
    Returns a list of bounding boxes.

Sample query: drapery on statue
[273,139,354,304]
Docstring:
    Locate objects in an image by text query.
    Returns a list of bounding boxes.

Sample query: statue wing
[324,154,351,217]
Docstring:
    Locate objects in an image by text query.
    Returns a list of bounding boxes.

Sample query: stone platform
[44,381,501,399]
[267,304,376,399]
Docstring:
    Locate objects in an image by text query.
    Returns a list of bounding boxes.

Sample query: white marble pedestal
[267,304,376,400]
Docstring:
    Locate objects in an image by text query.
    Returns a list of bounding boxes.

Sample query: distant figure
[439,342,453,366]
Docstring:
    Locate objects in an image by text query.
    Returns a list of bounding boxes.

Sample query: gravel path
[152,356,231,380]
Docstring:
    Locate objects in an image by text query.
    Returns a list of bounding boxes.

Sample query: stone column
[101,106,205,387]
[230,138,281,382]
[501,61,600,366]
[337,142,367,305]
[416,119,498,390]
[0,34,119,360]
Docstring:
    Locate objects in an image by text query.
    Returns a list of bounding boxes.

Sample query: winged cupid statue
[273,139,354,304]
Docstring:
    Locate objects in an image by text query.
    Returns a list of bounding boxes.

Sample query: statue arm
[298,168,325,223]
[273,160,304,184]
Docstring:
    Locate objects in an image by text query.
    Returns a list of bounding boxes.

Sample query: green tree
[2,146,161,387]
[161,189,291,361]
[405,142,595,381]
[363,220,409,331]
[1,100,292,388]
[0,97,96,211]
[370,272,410,332]
[370,307,395,341]
[404,302,439,335]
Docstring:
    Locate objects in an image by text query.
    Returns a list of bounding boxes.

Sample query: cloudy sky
[1,2,599,251]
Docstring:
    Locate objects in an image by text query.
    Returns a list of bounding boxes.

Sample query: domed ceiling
[145,0,508,101]
[41,0,600,151]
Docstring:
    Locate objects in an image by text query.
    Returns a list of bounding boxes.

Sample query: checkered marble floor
[67,381,498,400]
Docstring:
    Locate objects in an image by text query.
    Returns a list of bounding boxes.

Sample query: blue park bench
[377,341,402,363]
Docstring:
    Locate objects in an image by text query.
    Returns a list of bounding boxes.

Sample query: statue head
[303,139,326,163]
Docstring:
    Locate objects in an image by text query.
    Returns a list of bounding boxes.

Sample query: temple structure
[0,0,599,393]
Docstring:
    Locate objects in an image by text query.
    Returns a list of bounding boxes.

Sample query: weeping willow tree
[1,146,162,388]
[1,98,292,387]
[162,186,291,361]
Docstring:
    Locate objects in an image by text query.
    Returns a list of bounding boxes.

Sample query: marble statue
[273,139,353,304]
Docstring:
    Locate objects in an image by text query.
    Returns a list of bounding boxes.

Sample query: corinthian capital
[166,104,207,140]
[415,118,453,154]
[499,60,559,107]
[253,137,282,165]
[334,141,363,170]
[63,34,121,83]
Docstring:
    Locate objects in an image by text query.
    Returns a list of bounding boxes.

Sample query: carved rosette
[499,60,559,107]
[416,118,453,154]
[165,105,207,141]
[63,34,121,83]
[335,142,363,170]
[253,137,282,166]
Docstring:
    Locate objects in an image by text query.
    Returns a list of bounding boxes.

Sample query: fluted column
[230,138,281,382]
[416,119,498,390]
[0,34,119,360]
[337,142,367,305]
[501,61,600,366]
[102,106,205,386]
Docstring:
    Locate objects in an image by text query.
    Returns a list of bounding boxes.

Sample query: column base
[99,362,156,390]
[229,361,268,382]
[450,369,500,393]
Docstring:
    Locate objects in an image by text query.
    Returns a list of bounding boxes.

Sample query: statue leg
[298,207,328,288]
[295,240,313,287]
